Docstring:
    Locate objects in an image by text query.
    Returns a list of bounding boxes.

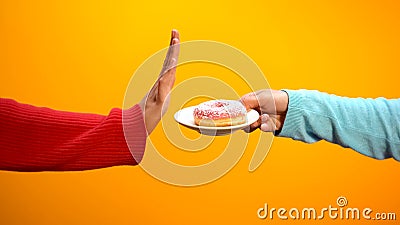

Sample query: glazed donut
[193,100,247,127]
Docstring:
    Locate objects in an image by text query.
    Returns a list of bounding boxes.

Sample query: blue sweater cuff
[276,89,311,141]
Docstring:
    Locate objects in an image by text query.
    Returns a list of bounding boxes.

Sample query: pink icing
[193,100,246,120]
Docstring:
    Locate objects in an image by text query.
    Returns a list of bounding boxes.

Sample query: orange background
[1,0,399,224]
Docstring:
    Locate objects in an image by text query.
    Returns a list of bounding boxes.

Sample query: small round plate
[174,106,259,136]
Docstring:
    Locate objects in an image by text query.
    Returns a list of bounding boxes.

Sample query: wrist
[274,90,289,131]
[274,90,289,114]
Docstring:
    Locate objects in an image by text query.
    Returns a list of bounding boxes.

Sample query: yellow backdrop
[1,0,399,224]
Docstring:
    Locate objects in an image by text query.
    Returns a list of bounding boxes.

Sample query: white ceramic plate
[174,106,259,136]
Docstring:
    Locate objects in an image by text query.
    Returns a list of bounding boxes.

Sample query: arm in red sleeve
[0,98,147,172]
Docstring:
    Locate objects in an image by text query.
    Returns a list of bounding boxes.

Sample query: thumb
[240,92,260,111]
[158,62,176,103]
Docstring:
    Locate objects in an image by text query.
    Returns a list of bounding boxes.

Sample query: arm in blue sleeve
[277,89,400,161]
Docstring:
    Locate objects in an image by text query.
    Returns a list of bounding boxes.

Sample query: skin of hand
[139,29,180,134]
[240,89,289,132]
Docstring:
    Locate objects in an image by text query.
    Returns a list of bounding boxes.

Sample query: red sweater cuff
[123,105,147,164]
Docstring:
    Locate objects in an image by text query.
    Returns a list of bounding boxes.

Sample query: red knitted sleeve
[0,98,147,171]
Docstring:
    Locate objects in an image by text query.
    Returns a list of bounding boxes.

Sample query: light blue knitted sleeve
[278,90,400,161]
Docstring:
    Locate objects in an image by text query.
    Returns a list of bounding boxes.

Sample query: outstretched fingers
[161,30,180,76]
[157,30,180,103]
